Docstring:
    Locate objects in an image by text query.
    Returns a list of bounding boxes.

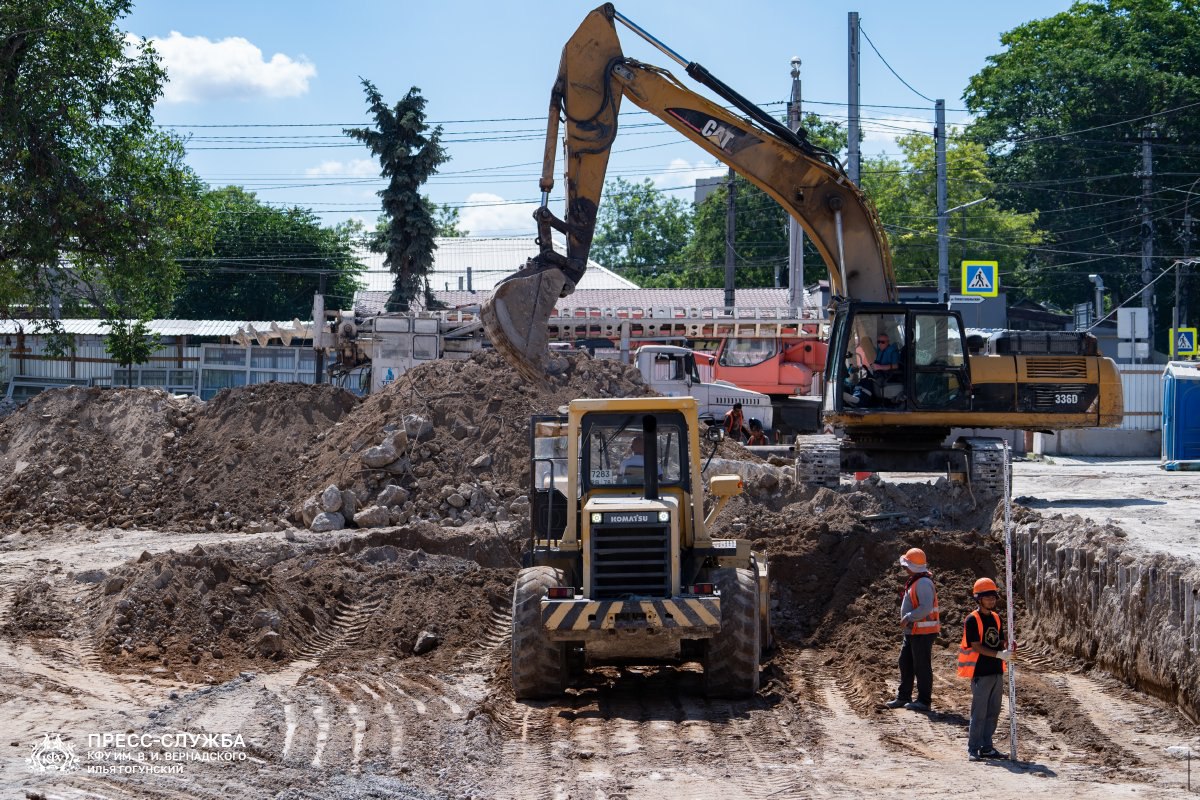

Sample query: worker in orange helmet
[957,577,1015,761]
[884,547,940,712]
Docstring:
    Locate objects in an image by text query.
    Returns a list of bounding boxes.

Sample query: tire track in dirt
[459,607,511,674]
[492,700,559,800]
[1049,669,1198,789]
[292,597,383,663]
[790,648,895,793]
[357,679,404,762]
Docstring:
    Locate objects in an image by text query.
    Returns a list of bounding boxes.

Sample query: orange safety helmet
[973,577,999,597]
[899,547,928,572]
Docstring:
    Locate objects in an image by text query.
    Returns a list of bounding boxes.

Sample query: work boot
[968,750,981,762]
[978,746,1006,759]
[883,698,907,709]
[904,700,931,712]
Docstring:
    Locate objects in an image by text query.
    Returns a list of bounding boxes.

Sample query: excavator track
[794,434,841,489]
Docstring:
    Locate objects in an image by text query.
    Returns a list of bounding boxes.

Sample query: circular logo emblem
[26,734,79,773]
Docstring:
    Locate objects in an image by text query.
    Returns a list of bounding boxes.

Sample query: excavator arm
[482,3,896,381]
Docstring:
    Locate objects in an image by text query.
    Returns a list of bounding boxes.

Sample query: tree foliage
[859,132,1044,287]
[0,0,208,327]
[172,187,362,320]
[964,0,1200,331]
[427,201,468,237]
[590,177,691,286]
[345,82,448,310]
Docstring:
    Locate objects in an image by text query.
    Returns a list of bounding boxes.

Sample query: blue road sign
[961,261,999,297]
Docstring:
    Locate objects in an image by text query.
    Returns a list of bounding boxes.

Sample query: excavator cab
[828,302,972,414]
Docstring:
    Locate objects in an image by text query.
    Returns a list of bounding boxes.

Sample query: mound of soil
[0,384,360,532]
[92,529,517,683]
[0,351,673,533]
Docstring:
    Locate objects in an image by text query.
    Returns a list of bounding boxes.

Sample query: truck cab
[634,345,775,432]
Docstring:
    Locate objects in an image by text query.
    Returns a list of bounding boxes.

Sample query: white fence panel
[1118,365,1162,431]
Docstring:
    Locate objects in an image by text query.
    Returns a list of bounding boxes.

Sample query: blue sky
[125,0,1075,237]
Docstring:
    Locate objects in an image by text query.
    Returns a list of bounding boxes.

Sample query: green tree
[681,113,848,289]
[590,177,691,286]
[345,82,449,310]
[428,202,468,237]
[964,0,1200,330]
[0,0,207,325]
[859,132,1044,287]
[172,187,362,320]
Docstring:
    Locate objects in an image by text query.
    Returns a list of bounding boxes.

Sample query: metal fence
[1117,365,1162,431]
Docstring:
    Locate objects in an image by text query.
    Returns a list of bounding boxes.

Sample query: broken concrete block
[310,511,345,532]
[354,505,391,529]
[320,485,343,513]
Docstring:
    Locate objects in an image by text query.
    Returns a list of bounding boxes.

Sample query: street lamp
[939,197,988,302]
[1088,274,1105,321]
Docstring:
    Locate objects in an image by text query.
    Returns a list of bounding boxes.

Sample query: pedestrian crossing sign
[961,261,999,297]
[1171,327,1197,356]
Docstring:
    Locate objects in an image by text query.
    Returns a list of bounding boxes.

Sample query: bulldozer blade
[481,266,569,384]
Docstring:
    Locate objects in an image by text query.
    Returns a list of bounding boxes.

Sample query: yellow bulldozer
[512,397,770,699]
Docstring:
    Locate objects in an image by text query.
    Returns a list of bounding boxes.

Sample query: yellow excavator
[482,4,1123,492]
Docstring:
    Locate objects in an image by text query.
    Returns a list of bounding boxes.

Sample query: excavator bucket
[481,260,569,383]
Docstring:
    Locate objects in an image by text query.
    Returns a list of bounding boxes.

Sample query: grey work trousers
[968,672,1004,753]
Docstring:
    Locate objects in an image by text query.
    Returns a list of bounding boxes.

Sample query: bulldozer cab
[528,406,689,546]
[581,412,687,489]
[828,302,972,413]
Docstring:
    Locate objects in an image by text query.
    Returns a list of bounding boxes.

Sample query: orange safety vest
[906,575,940,635]
[724,409,745,436]
[956,609,1006,678]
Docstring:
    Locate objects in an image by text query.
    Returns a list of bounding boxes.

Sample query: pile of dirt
[288,350,663,529]
[89,528,516,683]
[0,384,360,532]
[0,350,728,533]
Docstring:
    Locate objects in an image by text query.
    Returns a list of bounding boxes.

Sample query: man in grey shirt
[884,547,940,711]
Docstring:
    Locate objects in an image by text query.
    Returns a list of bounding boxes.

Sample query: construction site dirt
[1,354,1197,799]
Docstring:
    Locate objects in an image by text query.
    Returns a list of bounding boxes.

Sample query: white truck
[633,345,774,432]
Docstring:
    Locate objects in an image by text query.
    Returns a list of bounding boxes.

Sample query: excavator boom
[481,3,895,381]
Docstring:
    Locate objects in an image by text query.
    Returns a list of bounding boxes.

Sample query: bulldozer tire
[511,566,567,700]
[703,567,761,699]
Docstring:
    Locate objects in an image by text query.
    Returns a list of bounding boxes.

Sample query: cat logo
[700,119,736,150]
[666,108,762,155]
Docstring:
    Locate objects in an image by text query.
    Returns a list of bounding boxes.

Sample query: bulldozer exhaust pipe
[643,415,658,501]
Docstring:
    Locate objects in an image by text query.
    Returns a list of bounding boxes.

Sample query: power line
[859,25,935,104]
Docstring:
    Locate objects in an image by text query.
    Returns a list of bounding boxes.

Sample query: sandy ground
[1011,456,1200,561]
[3,462,1199,800]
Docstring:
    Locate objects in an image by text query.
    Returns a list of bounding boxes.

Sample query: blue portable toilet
[1161,361,1200,468]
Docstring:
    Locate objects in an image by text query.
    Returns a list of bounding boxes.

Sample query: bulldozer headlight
[590,512,603,524]
[657,511,670,522]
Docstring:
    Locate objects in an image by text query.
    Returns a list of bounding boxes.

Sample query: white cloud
[150,31,316,104]
[458,193,539,236]
[305,159,377,177]
[649,158,726,194]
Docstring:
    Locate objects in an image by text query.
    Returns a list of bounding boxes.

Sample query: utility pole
[1179,177,1198,345]
[1141,124,1156,342]
[847,12,861,185]
[725,167,736,309]
[787,56,805,311]
[935,100,948,303]
[315,272,327,384]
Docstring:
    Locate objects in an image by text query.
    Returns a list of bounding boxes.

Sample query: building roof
[0,319,309,338]
[356,286,808,317]
[355,236,638,294]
